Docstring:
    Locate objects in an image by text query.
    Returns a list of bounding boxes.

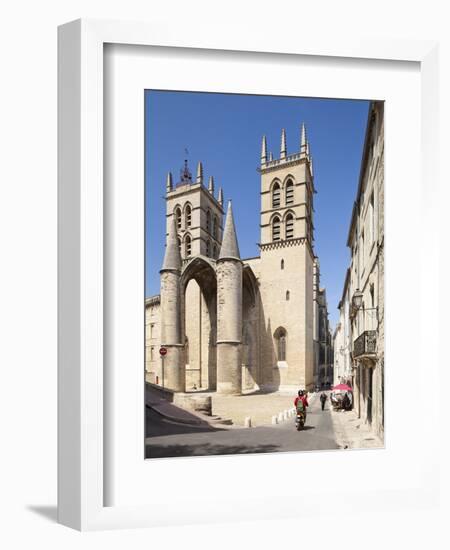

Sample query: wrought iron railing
[353,330,377,357]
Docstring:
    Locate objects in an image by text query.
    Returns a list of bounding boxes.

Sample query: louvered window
[272,216,281,241]
[272,183,281,208]
[285,180,294,205]
[185,235,192,257]
[185,205,192,228]
[286,214,294,239]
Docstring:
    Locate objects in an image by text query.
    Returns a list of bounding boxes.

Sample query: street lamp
[352,288,364,310]
[351,288,378,322]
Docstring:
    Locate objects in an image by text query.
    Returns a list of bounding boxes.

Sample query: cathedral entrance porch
[181,256,218,392]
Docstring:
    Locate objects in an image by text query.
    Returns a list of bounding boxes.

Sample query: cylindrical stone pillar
[160,270,185,392]
[216,258,242,394]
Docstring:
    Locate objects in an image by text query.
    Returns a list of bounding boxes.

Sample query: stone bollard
[278,412,284,423]
[283,410,288,421]
[272,415,278,425]
[244,417,252,428]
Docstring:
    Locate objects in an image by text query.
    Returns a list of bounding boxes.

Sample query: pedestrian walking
[320,392,327,411]
[343,392,350,411]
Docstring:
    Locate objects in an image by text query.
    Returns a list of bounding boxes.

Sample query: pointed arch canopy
[180,255,217,302]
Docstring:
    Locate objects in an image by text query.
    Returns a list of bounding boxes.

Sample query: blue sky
[145,91,369,327]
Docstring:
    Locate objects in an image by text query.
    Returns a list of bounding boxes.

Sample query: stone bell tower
[165,158,224,260]
[258,124,315,391]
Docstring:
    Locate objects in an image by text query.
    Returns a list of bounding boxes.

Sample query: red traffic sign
[159,347,168,356]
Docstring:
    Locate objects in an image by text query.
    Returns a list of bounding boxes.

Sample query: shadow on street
[146,442,280,459]
[146,407,226,438]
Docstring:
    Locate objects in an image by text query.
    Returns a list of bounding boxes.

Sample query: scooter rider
[294,390,309,422]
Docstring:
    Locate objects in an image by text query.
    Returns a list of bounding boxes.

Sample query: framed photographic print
[58,18,440,530]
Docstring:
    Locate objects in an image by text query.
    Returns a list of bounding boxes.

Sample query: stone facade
[313,258,334,389]
[335,101,384,438]
[146,125,332,395]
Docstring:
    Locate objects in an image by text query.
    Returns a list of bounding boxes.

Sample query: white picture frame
[58,18,440,531]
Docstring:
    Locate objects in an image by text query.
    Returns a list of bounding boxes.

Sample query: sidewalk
[330,406,384,450]
[212,391,319,427]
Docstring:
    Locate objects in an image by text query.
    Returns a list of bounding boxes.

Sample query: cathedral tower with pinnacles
[146,124,330,394]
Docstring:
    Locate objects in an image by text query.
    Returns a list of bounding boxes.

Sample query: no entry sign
[159,347,167,356]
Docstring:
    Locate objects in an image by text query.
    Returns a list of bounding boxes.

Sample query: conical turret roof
[219,201,241,261]
[161,215,181,271]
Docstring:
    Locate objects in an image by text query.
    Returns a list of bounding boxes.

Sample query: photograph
[144,90,385,459]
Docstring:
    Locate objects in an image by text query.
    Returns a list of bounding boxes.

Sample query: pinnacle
[280,128,287,158]
[161,214,181,271]
[219,201,241,261]
[196,161,203,184]
[261,135,267,163]
[166,171,173,191]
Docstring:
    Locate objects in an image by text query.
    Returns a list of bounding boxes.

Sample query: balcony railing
[353,330,377,358]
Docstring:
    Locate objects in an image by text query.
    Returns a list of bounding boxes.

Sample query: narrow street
[146,394,339,459]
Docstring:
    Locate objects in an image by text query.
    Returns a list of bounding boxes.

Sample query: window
[272,182,281,208]
[206,210,211,232]
[213,245,217,259]
[360,231,365,271]
[285,213,294,239]
[175,207,182,230]
[369,192,375,244]
[185,337,189,365]
[213,216,218,239]
[206,240,210,257]
[150,346,154,361]
[286,290,290,301]
[285,179,294,205]
[185,235,192,257]
[185,204,192,228]
[150,323,154,338]
[274,327,287,361]
[281,259,284,270]
[272,216,281,241]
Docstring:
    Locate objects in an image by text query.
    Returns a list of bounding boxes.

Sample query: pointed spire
[179,159,192,185]
[280,128,287,159]
[301,122,307,151]
[208,175,215,194]
[306,141,310,158]
[196,161,203,185]
[261,135,267,164]
[161,214,181,271]
[218,187,224,206]
[166,171,173,192]
[269,152,273,162]
[310,156,314,177]
[219,201,240,260]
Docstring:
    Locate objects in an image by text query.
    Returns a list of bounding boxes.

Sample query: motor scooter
[295,410,305,430]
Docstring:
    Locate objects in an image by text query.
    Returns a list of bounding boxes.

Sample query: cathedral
[145,125,332,394]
